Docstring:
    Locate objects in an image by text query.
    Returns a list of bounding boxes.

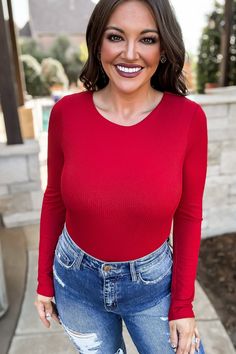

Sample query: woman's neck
[94,83,162,122]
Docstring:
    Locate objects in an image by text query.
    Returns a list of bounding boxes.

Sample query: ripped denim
[53,224,205,354]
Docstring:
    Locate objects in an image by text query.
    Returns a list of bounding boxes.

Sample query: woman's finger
[190,335,197,354]
[185,333,194,354]
[169,321,178,352]
[194,327,201,352]
[34,300,53,328]
[176,328,194,354]
[42,301,53,328]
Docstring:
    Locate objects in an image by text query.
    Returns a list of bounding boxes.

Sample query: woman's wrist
[37,294,53,303]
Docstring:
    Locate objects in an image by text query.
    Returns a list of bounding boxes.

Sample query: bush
[49,36,85,85]
[20,35,87,87]
[20,54,49,97]
[65,49,84,84]
[19,38,48,63]
[41,57,69,90]
[49,36,70,69]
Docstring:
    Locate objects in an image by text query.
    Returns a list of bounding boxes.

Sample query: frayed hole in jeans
[63,324,102,353]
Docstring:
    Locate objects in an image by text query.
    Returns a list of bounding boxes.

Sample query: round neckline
[90,91,166,128]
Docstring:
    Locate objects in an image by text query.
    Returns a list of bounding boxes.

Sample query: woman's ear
[160,48,165,56]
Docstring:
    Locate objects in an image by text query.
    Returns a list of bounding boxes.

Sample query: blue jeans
[53,225,205,354]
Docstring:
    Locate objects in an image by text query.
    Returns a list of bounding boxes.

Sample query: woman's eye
[141,37,158,44]
[107,34,122,42]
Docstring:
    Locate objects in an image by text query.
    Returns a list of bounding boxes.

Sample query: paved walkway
[1,224,235,354]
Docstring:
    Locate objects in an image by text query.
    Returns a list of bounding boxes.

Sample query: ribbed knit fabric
[37,91,208,320]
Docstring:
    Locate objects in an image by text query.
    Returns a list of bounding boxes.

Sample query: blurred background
[0,0,235,353]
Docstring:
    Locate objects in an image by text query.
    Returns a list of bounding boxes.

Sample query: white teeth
[116,65,142,73]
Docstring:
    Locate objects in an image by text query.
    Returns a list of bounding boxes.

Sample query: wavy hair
[79,0,188,96]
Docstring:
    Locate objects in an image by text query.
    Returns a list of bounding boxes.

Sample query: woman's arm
[169,104,208,321]
[37,100,66,297]
[168,105,208,353]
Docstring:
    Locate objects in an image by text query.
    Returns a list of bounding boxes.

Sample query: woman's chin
[109,81,148,95]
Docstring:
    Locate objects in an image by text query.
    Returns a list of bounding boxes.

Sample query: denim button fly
[103,265,112,272]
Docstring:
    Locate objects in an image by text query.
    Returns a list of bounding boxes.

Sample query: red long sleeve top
[37,91,208,321]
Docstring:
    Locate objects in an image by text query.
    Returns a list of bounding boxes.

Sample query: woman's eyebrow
[105,26,159,34]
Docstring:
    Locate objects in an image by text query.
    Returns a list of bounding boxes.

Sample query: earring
[160,55,167,63]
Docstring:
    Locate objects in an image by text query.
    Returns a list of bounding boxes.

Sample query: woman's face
[100,0,162,94]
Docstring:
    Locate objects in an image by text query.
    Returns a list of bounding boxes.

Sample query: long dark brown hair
[79,0,188,96]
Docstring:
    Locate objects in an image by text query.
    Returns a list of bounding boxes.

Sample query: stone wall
[0,140,43,227]
[192,93,236,237]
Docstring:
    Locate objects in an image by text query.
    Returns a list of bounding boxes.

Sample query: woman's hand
[34,294,61,328]
[169,318,200,353]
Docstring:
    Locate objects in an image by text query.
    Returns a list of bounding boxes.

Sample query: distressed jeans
[53,225,205,354]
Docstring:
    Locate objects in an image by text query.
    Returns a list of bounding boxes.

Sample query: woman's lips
[114,64,144,78]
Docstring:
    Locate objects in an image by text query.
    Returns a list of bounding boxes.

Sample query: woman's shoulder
[54,90,91,110]
[165,91,202,109]
[48,91,92,127]
[164,91,206,119]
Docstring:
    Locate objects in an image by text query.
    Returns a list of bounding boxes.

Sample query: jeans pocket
[137,248,173,285]
[55,234,78,270]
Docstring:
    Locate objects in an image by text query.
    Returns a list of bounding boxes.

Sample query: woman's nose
[122,41,139,60]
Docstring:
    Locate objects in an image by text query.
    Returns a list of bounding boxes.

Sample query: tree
[197,0,236,93]
[197,2,223,93]
[228,0,236,85]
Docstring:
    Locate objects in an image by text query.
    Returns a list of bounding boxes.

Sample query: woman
[35,0,208,353]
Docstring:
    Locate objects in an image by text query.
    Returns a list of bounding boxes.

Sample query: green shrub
[65,49,84,84]
[49,36,85,84]
[41,57,69,90]
[20,54,49,97]
[49,36,70,69]
[19,38,48,63]
[20,35,87,87]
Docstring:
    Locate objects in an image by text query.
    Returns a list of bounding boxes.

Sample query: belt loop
[76,251,85,270]
[129,261,138,282]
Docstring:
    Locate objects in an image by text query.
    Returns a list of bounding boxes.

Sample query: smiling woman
[80,0,186,95]
[35,1,208,353]
[98,2,162,99]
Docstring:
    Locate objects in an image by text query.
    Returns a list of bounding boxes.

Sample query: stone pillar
[192,90,236,237]
[0,139,43,227]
